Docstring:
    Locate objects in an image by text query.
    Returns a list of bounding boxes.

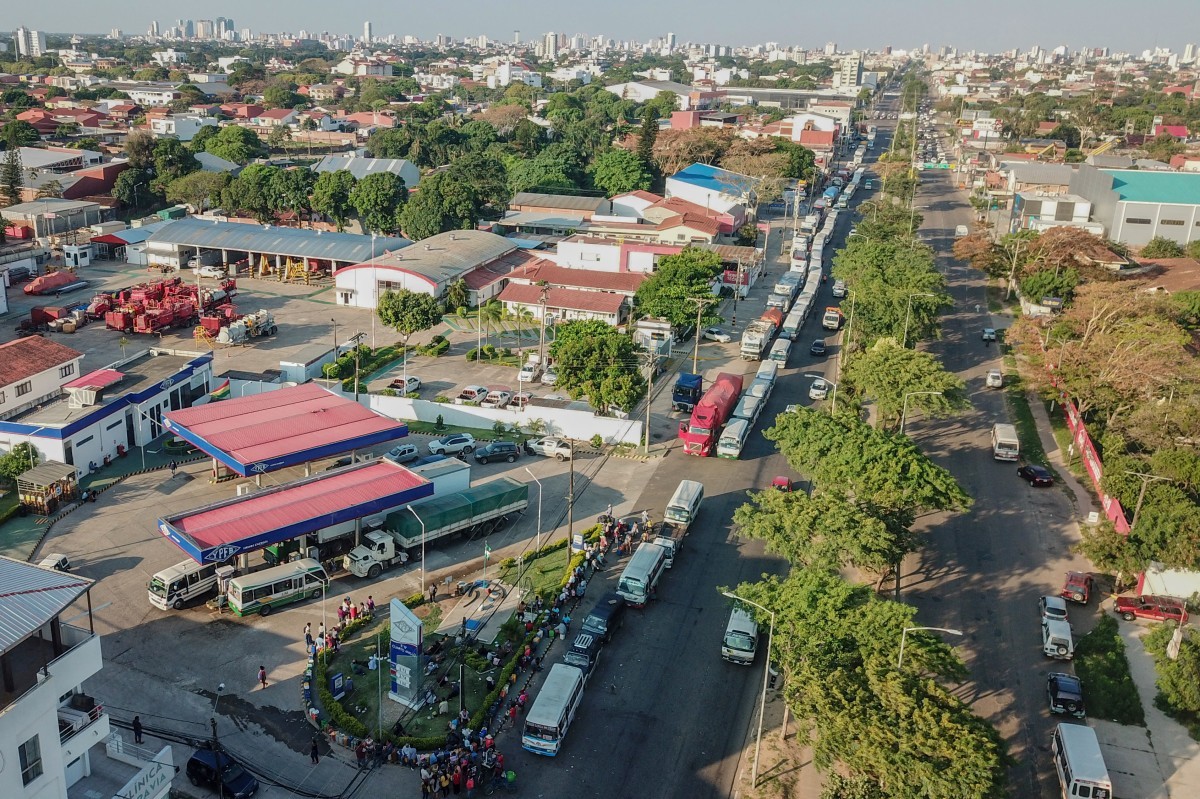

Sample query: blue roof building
[1070,165,1200,247]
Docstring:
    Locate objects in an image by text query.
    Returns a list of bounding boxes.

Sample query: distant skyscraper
[363,21,372,44]
[666,32,676,50]
[514,30,520,44]
[824,41,837,56]
[544,31,558,59]
[1184,43,1197,63]
[183,19,195,39]
[839,51,863,88]
[14,27,46,58]
[149,20,160,38]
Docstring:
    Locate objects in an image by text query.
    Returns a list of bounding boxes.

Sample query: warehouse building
[1069,166,1200,248]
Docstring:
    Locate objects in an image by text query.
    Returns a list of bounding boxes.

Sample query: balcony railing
[59,698,104,743]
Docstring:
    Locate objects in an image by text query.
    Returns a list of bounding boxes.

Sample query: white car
[388,375,421,393]
[808,378,830,401]
[982,328,997,342]
[428,433,476,456]
[703,327,732,343]
[510,392,534,409]
[540,368,558,386]
[385,443,420,464]
[480,390,512,409]
[986,369,1003,388]
[517,361,542,383]
[192,264,226,279]
[525,436,573,461]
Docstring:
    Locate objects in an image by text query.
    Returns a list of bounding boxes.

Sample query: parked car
[981,328,997,342]
[1039,595,1069,623]
[525,436,573,461]
[454,385,488,405]
[186,748,259,799]
[388,375,421,394]
[192,264,227,279]
[38,553,71,572]
[985,369,1003,388]
[510,392,534,409]
[1017,465,1054,487]
[1114,595,1188,624]
[808,378,830,401]
[517,362,542,383]
[703,327,732,343]
[809,339,827,357]
[673,323,696,343]
[428,433,476,456]
[480,390,513,409]
[1046,673,1086,718]
[772,476,794,492]
[474,441,520,464]
[385,443,420,464]
[540,368,559,386]
[1061,572,1095,604]
[581,592,626,643]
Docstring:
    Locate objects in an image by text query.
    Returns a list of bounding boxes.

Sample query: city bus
[521,664,586,756]
[1051,723,1112,799]
[226,558,329,617]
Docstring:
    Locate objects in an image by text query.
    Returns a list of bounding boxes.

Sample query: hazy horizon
[9,0,1197,55]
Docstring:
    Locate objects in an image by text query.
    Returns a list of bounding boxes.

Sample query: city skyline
[7,0,1198,55]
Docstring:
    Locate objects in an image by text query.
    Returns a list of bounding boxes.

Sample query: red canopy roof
[64,368,124,390]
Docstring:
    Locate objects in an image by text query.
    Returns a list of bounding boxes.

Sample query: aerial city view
[2,2,1200,797]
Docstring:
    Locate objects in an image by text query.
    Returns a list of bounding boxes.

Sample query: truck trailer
[678,372,743,457]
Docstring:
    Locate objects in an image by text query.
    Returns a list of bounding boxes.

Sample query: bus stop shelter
[16,461,79,515]
[164,383,408,478]
[157,459,433,564]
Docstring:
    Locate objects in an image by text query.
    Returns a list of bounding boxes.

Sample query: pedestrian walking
[367,595,375,614]
[169,460,177,477]
[304,622,311,638]
[132,715,143,744]
[310,737,320,764]
[641,509,650,526]
[258,665,268,689]
[605,502,613,520]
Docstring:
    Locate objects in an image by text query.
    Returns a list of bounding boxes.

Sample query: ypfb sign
[388,598,423,708]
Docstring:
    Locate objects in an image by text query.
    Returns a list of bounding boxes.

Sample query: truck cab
[344,531,409,579]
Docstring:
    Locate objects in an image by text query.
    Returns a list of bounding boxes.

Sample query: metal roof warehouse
[163,383,409,477]
[157,459,433,563]
[144,217,411,272]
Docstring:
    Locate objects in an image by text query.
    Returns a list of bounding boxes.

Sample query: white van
[717,419,750,459]
[733,394,763,426]
[769,339,791,364]
[755,361,778,388]
[991,423,1020,461]
[722,607,759,664]
[664,479,705,528]
[1042,618,1074,660]
[955,224,969,238]
[148,560,220,610]
[616,542,668,607]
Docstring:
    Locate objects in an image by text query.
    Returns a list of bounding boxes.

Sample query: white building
[0,338,84,423]
[15,27,47,58]
[107,83,182,107]
[488,61,543,89]
[151,48,187,66]
[148,114,217,141]
[0,557,107,798]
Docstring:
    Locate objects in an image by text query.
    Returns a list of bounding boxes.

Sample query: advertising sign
[388,598,424,708]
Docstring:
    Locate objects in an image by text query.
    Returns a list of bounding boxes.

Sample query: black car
[1017,465,1054,487]
[581,592,626,643]
[562,631,604,680]
[473,441,520,464]
[673,323,696,344]
[186,748,259,798]
[1046,672,1086,717]
[809,339,827,357]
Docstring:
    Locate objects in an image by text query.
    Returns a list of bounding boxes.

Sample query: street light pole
[524,467,543,554]
[407,506,426,597]
[898,626,963,669]
[211,682,225,748]
[902,292,936,349]
[721,591,775,789]
[900,390,944,436]
[908,204,928,236]
[686,296,714,374]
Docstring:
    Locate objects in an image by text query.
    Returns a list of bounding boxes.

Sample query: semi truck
[740,309,783,360]
[678,372,743,457]
[672,372,704,413]
[343,478,529,579]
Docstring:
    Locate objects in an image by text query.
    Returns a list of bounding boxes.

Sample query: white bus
[1051,723,1112,799]
[717,419,750,460]
[522,664,586,756]
[226,558,329,617]
[148,560,220,610]
[616,542,667,607]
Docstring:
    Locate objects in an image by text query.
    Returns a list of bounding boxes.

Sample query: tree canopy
[842,339,970,431]
[350,172,408,234]
[549,319,647,413]
[376,289,443,341]
[632,248,723,329]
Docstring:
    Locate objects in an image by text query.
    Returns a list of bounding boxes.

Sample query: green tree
[398,156,508,240]
[506,151,576,195]
[549,319,647,413]
[204,125,267,165]
[1141,236,1185,259]
[376,289,443,366]
[1,147,23,206]
[311,170,357,231]
[1187,240,1200,260]
[266,124,292,150]
[165,170,230,212]
[112,167,156,208]
[1,120,42,148]
[151,137,201,192]
[1047,123,1081,149]
[842,339,970,431]
[123,129,156,170]
[1019,267,1079,302]
[36,179,64,199]
[366,127,415,159]
[636,106,659,172]
[188,125,218,154]
[220,164,279,222]
[263,83,304,109]
[588,148,652,196]
[350,172,409,234]
[0,442,39,484]
[633,248,723,328]
[446,277,470,311]
[831,239,948,347]
[268,167,314,217]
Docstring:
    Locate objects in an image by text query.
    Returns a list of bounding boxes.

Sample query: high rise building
[149,20,160,38]
[543,31,558,59]
[14,27,46,58]
[666,32,676,50]
[824,41,837,56]
[514,30,520,44]
[838,51,863,88]
[363,21,372,44]
[1184,43,1197,63]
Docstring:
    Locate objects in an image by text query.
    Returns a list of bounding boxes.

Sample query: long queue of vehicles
[523,479,705,756]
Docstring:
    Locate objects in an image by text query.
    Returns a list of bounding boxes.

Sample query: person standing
[366,595,375,614]
[132,715,144,744]
[309,737,320,765]
[169,460,177,477]
[258,665,268,689]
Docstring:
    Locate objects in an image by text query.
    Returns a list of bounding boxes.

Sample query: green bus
[226,558,328,617]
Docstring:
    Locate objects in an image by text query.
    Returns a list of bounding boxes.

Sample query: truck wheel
[311,589,320,599]
[1122,611,1135,621]
[269,326,277,335]
[368,564,382,579]
[1071,591,1085,603]
[1054,644,1067,656]
[172,598,184,610]
[259,604,273,617]
[506,454,516,463]
[556,453,567,461]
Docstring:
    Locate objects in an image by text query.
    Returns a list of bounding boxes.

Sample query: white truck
[740,321,773,360]
[343,478,529,579]
[217,309,277,344]
[821,307,843,331]
[800,214,820,235]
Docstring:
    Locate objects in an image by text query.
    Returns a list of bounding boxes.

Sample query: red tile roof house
[496,283,629,326]
[220,103,265,119]
[1152,124,1190,139]
[0,337,85,421]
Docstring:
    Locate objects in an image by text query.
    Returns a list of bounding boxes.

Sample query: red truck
[678,372,743,456]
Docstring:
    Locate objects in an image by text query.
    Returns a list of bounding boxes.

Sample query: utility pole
[640,350,657,455]
[1123,471,1174,530]
[537,284,549,367]
[685,297,715,374]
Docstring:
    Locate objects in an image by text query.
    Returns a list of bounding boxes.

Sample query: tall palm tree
[512,307,535,357]
[478,300,504,353]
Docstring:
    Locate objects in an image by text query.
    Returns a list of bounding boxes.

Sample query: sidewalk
[1025,395,1098,519]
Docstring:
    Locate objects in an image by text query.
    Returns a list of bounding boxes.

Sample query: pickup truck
[524,436,573,461]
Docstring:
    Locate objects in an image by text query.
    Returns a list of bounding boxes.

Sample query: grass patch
[404,420,526,441]
[1002,374,1049,466]
[1074,614,1146,726]
[497,544,572,597]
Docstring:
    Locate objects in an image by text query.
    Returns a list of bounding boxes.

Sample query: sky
[10,0,1197,55]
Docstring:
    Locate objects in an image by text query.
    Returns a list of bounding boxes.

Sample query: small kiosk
[17,461,79,515]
